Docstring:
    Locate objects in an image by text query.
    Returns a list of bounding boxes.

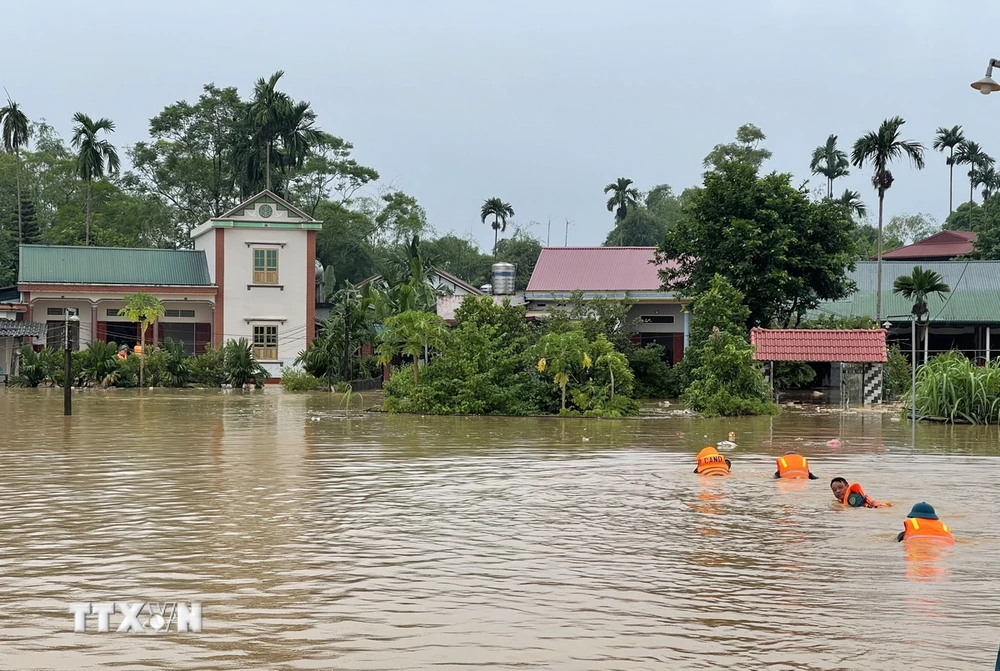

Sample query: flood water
[0,388,998,670]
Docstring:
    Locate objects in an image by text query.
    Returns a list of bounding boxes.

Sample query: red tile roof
[526,247,676,292]
[879,230,975,260]
[750,328,887,362]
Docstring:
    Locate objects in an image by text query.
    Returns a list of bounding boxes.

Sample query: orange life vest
[696,447,730,476]
[841,483,888,508]
[776,453,810,479]
[901,517,955,545]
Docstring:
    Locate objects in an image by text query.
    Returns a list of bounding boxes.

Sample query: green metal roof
[813,260,1000,324]
[18,245,213,286]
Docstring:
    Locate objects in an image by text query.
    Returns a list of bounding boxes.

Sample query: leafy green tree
[851,116,925,322]
[289,132,379,215]
[0,96,31,242]
[481,197,514,257]
[810,134,850,198]
[932,125,965,213]
[494,228,542,290]
[657,160,857,330]
[682,327,777,417]
[297,286,376,386]
[885,213,938,246]
[603,206,666,246]
[117,292,165,387]
[703,123,772,170]
[943,201,982,232]
[604,177,640,221]
[968,195,1000,259]
[533,328,591,412]
[372,191,432,247]
[893,266,950,363]
[853,224,903,260]
[315,200,379,286]
[422,234,491,286]
[71,113,120,246]
[376,309,450,386]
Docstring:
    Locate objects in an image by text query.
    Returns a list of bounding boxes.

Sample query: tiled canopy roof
[750,328,887,363]
[0,318,46,338]
[526,247,674,292]
[879,230,975,260]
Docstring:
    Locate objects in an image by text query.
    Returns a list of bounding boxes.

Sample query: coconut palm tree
[851,116,926,323]
[604,177,640,221]
[835,189,868,222]
[809,134,850,198]
[480,197,515,258]
[932,125,965,213]
[70,113,120,246]
[0,95,32,243]
[892,266,950,364]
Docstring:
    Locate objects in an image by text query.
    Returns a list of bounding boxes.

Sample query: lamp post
[64,308,79,416]
[971,59,1000,94]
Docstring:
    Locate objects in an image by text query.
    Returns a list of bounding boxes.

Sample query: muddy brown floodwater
[0,388,998,670]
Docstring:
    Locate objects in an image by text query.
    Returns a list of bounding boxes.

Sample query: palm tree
[892,266,950,364]
[954,140,994,206]
[835,189,867,222]
[480,197,515,258]
[978,166,1000,201]
[117,293,165,388]
[851,116,926,323]
[932,125,965,213]
[0,95,32,243]
[809,134,850,198]
[71,113,120,246]
[604,177,640,221]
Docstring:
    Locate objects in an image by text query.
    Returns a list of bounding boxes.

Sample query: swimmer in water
[830,477,889,508]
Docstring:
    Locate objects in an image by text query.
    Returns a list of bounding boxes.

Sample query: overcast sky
[6,0,1000,251]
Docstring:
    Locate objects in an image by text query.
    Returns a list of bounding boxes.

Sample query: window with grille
[252,248,279,284]
[252,325,278,360]
[163,309,196,318]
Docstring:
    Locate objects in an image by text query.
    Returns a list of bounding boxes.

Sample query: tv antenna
[564,219,573,247]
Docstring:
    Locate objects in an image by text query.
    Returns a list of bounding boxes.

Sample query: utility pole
[565,219,573,247]
[546,217,551,247]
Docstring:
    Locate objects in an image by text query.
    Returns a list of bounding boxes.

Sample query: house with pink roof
[524,247,689,363]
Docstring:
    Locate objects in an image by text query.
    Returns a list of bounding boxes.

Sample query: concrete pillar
[683,311,690,350]
[862,363,884,406]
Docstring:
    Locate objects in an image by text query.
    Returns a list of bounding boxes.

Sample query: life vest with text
[841,483,888,508]
[776,453,810,478]
[901,517,955,545]
[696,447,730,476]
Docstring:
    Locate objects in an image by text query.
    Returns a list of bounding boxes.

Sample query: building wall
[194,229,217,282]
[219,227,311,375]
[626,304,685,334]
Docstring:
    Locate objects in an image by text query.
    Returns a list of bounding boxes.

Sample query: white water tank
[491,262,516,295]
[480,284,493,294]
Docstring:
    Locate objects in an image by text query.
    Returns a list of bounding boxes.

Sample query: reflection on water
[0,388,998,670]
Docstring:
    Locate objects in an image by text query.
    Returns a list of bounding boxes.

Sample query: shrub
[628,344,683,398]
[223,338,268,388]
[190,345,227,387]
[77,340,121,387]
[884,344,911,401]
[10,345,60,387]
[282,368,324,392]
[913,350,1000,423]
[773,361,817,389]
[682,327,778,417]
[159,338,191,387]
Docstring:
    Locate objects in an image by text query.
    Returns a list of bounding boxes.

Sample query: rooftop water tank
[491,262,516,295]
[480,284,493,294]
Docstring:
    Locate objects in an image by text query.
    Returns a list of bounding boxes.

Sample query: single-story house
[0,286,46,380]
[523,247,689,363]
[878,230,976,261]
[813,260,1000,362]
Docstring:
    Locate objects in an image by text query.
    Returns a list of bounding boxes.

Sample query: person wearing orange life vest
[694,446,731,476]
[830,477,889,508]
[896,502,954,544]
[773,452,818,479]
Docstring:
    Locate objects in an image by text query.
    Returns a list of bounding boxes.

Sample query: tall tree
[70,113,120,246]
[0,96,32,243]
[480,197,514,258]
[657,159,857,330]
[604,177,640,221]
[932,125,965,214]
[979,166,1000,201]
[851,116,926,322]
[954,140,994,207]
[835,189,867,222]
[703,123,772,170]
[809,134,850,198]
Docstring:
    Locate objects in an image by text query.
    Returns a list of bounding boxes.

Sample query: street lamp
[64,308,79,416]
[971,58,1000,94]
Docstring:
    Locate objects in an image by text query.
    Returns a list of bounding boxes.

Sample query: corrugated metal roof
[19,245,213,286]
[814,260,1000,323]
[0,318,46,338]
[526,247,675,292]
[751,328,887,362]
[879,230,976,260]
